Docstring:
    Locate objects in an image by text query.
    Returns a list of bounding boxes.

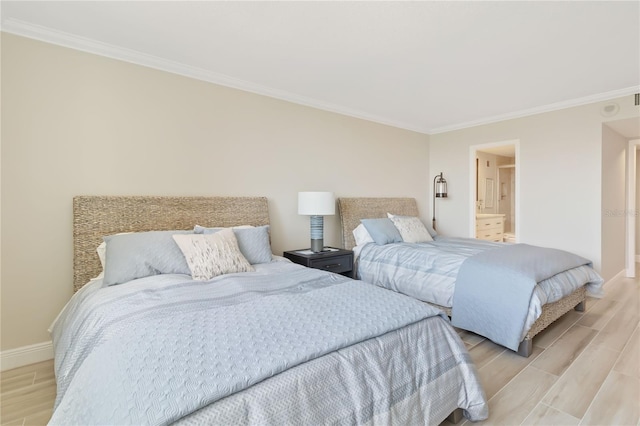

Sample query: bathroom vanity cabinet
[476,214,505,242]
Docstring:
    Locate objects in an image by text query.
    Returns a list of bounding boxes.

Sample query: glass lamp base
[310,215,324,253]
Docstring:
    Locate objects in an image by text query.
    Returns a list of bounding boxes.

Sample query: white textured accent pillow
[388,213,437,238]
[352,224,375,246]
[172,229,254,280]
[387,215,433,243]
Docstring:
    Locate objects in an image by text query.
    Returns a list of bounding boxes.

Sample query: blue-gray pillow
[360,218,403,245]
[196,225,272,264]
[103,230,192,286]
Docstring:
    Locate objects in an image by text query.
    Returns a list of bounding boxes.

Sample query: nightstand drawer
[283,248,354,278]
[309,255,353,274]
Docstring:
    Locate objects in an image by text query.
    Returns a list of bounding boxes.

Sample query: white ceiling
[2,1,639,134]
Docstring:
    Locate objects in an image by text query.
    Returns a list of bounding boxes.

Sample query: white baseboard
[1,341,53,371]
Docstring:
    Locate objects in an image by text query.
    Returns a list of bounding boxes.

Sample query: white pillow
[352,223,375,246]
[172,229,254,280]
[97,241,107,268]
[388,213,437,238]
[387,214,433,243]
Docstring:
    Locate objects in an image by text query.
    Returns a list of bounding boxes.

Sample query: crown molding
[3,18,636,136]
[1,19,429,134]
[429,86,640,134]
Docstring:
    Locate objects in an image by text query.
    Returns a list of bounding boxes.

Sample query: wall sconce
[432,172,448,231]
[298,191,335,252]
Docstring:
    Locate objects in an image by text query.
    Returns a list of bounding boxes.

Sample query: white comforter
[50,261,488,425]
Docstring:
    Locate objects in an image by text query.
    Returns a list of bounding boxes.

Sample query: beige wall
[601,125,627,280]
[0,34,430,351]
[429,97,639,282]
[637,149,640,255]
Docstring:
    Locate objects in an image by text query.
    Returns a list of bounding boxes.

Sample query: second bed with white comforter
[356,237,604,343]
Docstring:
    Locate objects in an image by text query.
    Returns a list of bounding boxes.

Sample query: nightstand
[283,248,354,278]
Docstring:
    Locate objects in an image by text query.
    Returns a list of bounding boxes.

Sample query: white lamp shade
[298,192,335,215]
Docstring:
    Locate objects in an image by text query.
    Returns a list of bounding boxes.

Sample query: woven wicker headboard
[73,196,269,292]
[337,197,419,250]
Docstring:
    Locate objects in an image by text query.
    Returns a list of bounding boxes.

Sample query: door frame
[497,164,516,231]
[626,139,640,277]
[469,140,520,240]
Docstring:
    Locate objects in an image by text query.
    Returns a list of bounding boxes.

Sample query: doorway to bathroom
[469,140,519,243]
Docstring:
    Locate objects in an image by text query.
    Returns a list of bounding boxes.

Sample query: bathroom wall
[476,151,515,232]
[476,151,498,213]
[498,166,515,233]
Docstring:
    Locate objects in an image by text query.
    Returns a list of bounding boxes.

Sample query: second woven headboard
[337,197,419,250]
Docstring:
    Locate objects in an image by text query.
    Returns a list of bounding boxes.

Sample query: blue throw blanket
[50,265,442,425]
[451,244,592,351]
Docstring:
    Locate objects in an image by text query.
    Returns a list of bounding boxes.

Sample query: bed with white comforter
[50,260,488,425]
[356,237,603,349]
[337,197,604,356]
[56,195,489,424]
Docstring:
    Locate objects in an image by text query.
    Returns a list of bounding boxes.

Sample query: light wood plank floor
[1,271,638,426]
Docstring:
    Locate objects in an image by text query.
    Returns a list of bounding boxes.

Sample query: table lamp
[298,191,335,252]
